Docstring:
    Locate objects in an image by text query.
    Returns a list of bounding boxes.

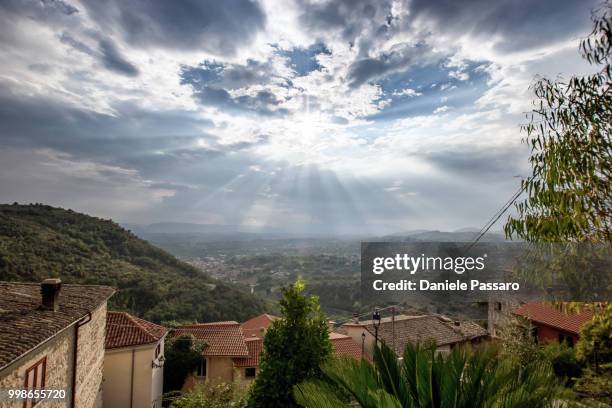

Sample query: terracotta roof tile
[514,302,594,335]
[241,314,279,339]
[174,321,249,357]
[0,281,114,370]
[331,334,370,361]
[105,311,167,349]
[343,315,487,355]
[233,338,263,367]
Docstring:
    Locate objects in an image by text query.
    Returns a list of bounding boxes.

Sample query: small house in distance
[173,321,251,387]
[0,279,114,408]
[514,302,594,346]
[240,314,371,363]
[104,311,168,408]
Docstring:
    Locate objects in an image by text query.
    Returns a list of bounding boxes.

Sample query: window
[244,367,256,378]
[531,326,539,344]
[24,357,46,408]
[494,302,502,311]
[196,359,207,377]
[155,343,161,359]
[559,333,575,347]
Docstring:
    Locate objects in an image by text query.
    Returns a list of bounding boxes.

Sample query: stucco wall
[0,303,108,408]
[103,339,165,408]
[536,324,579,345]
[150,338,164,408]
[207,357,234,383]
[183,356,236,391]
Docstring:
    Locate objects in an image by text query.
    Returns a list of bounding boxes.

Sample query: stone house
[0,279,114,408]
[103,311,167,408]
[341,314,488,356]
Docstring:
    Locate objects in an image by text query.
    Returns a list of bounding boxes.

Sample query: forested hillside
[0,203,267,323]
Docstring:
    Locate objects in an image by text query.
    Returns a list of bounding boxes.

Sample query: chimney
[41,278,62,311]
[353,312,359,324]
[328,320,336,332]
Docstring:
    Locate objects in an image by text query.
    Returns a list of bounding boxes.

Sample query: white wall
[103,338,165,408]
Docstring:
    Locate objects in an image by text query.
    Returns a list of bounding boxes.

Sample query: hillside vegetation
[0,203,267,323]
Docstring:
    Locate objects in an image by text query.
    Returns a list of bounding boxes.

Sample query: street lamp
[373,309,381,347]
[361,332,366,359]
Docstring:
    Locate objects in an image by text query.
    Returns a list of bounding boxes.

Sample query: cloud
[0,0,602,232]
[297,0,393,44]
[59,33,138,77]
[98,38,139,77]
[392,88,422,97]
[407,0,599,53]
[80,0,266,55]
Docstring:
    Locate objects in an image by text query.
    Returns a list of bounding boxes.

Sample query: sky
[0,0,602,235]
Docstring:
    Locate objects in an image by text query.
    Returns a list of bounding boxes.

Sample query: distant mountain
[0,204,268,323]
[381,230,507,242]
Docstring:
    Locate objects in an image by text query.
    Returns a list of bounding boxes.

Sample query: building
[174,321,251,386]
[239,314,371,365]
[0,279,114,408]
[241,314,278,339]
[513,302,594,346]
[329,332,370,361]
[175,315,369,388]
[341,314,488,356]
[103,311,168,408]
[232,337,263,381]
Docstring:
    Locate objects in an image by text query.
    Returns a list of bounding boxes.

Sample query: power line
[464,179,528,253]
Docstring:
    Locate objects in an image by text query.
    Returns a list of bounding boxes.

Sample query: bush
[540,343,582,385]
[164,334,207,392]
[169,381,248,408]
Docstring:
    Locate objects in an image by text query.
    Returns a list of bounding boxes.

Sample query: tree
[295,341,567,408]
[576,303,612,366]
[247,280,332,408]
[505,2,612,243]
[164,334,207,392]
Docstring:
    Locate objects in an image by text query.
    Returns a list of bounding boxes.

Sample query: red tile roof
[330,334,370,361]
[514,302,594,335]
[0,282,114,370]
[174,321,249,357]
[241,314,279,339]
[234,338,263,367]
[105,311,167,349]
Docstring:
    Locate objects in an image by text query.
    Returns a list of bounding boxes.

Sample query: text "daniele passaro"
[372,254,487,275]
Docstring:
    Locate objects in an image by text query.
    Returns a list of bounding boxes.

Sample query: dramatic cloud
[80,0,266,55]
[0,0,601,233]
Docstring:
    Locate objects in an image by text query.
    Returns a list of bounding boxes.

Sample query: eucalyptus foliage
[505,3,612,242]
[295,341,567,408]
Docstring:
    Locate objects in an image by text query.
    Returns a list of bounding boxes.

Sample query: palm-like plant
[295,341,567,408]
